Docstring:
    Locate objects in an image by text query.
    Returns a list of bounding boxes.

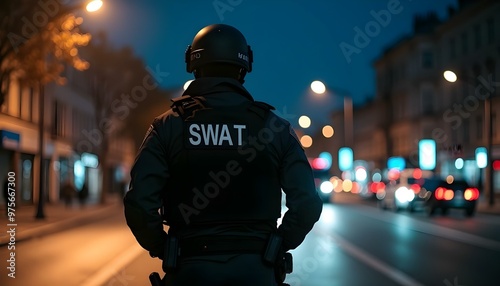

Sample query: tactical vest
[163,95,283,229]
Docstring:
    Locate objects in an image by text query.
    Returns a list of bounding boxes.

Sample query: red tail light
[370,182,386,193]
[444,189,454,200]
[464,188,479,201]
[435,187,455,200]
[435,187,445,200]
[410,184,421,194]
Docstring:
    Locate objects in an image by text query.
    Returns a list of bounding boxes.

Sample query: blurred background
[0,0,499,285]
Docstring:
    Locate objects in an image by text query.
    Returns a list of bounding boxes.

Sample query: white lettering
[238,53,248,62]
[189,124,201,145]
[218,125,233,145]
[188,123,247,146]
[202,124,219,145]
[234,124,245,145]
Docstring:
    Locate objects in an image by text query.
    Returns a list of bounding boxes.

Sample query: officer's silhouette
[124,24,323,286]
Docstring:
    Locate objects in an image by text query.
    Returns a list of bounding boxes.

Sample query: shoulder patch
[170,95,208,120]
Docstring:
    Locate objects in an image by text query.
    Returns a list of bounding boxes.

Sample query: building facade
[309,0,500,199]
[0,68,136,207]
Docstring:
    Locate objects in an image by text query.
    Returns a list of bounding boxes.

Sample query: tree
[77,33,173,203]
[0,0,90,106]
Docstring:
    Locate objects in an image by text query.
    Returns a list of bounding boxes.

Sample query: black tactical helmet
[185,24,253,74]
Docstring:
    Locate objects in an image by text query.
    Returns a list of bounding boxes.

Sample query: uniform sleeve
[277,122,323,251]
[123,117,169,258]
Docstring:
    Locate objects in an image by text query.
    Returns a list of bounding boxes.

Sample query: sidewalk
[0,195,122,246]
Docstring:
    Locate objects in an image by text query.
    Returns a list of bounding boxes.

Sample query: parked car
[421,178,479,217]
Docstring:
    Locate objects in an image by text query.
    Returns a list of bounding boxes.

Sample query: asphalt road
[1,199,499,286]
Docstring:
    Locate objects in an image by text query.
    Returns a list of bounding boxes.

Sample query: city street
[1,194,499,286]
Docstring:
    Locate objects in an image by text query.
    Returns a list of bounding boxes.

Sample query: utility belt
[151,234,292,285]
[180,236,267,257]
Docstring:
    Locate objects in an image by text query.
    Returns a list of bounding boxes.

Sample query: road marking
[356,205,500,252]
[320,229,425,286]
[79,243,145,286]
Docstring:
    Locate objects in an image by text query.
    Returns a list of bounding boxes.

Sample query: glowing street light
[310,80,354,151]
[36,0,104,219]
[86,0,103,12]
[443,70,457,83]
[444,70,494,206]
[310,80,326,94]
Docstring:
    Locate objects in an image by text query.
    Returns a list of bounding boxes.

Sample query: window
[493,112,498,139]
[421,50,433,69]
[474,24,481,49]
[463,119,470,143]
[52,100,65,137]
[421,88,434,115]
[476,116,483,140]
[20,86,34,122]
[487,18,494,45]
[461,32,468,55]
[449,37,456,59]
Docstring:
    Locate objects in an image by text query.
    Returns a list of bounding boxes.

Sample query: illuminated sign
[338,147,353,171]
[387,156,405,170]
[419,139,436,170]
[475,147,487,168]
[81,152,99,168]
[0,130,20,150]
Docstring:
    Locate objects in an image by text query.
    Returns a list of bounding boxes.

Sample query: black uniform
[124,77,323,285]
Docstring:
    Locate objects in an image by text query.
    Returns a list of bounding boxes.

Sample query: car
[378,168,433,212]
[421,178,479,217]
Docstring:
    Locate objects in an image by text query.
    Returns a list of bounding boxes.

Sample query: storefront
[1,129,38,205]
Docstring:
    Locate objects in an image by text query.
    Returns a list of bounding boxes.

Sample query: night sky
[81,0,458,129]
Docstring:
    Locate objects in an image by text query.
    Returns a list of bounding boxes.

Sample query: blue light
[475,147,487,168]
[319,152,332,169]
[419,139,436,170]
[387,156,405,171]
[338,147,353,171]
[454,158,464,169]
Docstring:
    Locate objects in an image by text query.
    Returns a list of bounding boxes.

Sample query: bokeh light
[443,70,457,82]
[298,116,311,128]
[322,125,334,138]
[300,135,313,148]
[310,80,326,94]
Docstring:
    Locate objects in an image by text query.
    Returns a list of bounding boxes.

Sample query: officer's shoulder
[150,108,183,131]
[247,101,275,119]
[252,101,275,111]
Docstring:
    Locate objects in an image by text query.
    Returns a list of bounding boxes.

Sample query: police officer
[123,23,323,286]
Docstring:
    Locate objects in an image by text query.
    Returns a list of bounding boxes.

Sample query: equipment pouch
[283,252,293,274]
[263,233,283,264]
[162,236,179,273]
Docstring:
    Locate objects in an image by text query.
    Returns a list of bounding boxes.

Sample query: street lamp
[35,0,103,219]
[443,70,494,206]
[86,0,103,12]
[310,80,354,148]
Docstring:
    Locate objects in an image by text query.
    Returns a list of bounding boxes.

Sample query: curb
[0,203,119,246]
